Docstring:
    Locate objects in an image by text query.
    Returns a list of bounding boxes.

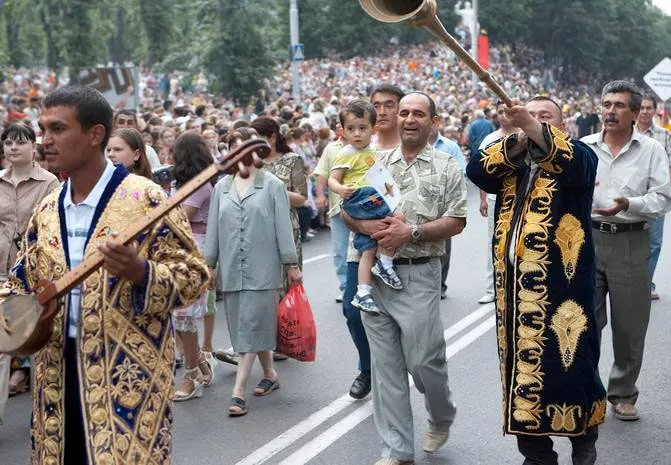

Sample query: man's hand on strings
[98,232,147,286]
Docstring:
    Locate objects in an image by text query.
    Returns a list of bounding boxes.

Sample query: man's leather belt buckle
[394,257,431,265]
[599,221,617,234]
[592,221,647,234]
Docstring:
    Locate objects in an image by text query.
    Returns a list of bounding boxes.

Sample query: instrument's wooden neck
[35,139,270,307]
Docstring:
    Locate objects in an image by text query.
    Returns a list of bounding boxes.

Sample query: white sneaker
[478,294,495,304]
[422,430,450,453]
[373,458,415,465]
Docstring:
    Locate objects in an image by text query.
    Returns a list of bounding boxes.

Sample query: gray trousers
[363,258,457,461]
[594,229,651,405]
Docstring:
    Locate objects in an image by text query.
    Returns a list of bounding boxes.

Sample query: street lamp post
[290,0,301,103]
[471,0,479,92]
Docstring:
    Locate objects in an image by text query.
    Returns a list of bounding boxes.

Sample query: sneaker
[335,292,344,303]
[351,293,381,316]
[651,291,660,300]
[422,430,450,453]
[373,458,414,465]
[371,261,403,290]
[478,293,495,304]
[612,402,640,421]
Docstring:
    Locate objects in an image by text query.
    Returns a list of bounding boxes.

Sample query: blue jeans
[341,186,391,252]
[343,262,371,373]
[330,213,349,292]
[649,215,665,290]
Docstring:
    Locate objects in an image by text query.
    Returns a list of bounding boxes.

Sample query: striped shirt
[0,163,60,282]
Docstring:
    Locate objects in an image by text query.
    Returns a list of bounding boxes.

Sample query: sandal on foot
[228,397,248,417]
[198,352,216,387]
[174,368,204,402]
[254,378,280,396]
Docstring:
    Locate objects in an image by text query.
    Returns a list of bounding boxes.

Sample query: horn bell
[358,0,432,23]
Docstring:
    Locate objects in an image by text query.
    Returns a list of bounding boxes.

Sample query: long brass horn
[359,0,513,106]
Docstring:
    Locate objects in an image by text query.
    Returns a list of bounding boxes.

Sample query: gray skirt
[220,289,280,353]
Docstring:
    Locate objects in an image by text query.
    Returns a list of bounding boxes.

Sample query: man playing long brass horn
[467,97,607,465]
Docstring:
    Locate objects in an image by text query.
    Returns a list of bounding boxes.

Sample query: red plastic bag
[276,284,317,362]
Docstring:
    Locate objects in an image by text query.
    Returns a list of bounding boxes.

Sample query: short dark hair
[370,84,405,104]
[528,95,563,120]
[405,92,438,118]
[601,80,642,112]
[641,93,658,110]
[339,99,377,127]
[43,86,113,149]
[1,123,36,144]
[195,105,206,117]
[114,109,138,126]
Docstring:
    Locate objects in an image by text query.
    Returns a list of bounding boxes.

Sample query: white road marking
[235,306,495,465]
[303,254,332,264]
[279,316,497,465]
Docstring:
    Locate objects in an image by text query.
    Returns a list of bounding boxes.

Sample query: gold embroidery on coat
[587,398,607,428]
[551,300,588,371]
[546,403,583,432]
[511,175,556,431]
[481,140,506,174]
[492,176,517,405]
[554,214,584,282]
[537,124,574,173]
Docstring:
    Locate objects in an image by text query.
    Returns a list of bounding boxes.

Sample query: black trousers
[439,238,452,293]
[516,427,598,465]
[64,337,88,465]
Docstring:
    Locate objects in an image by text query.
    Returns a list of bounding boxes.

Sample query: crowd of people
[1,38,671,465]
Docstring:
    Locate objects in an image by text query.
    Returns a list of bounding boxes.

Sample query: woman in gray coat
[204,136,302,417]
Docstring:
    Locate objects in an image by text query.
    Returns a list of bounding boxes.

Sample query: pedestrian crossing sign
[292,44,305,62]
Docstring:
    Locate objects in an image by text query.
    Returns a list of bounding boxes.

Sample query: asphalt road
[2,184,670,465]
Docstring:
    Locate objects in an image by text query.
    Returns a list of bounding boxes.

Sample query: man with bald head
[344,92,467,465]
[467,97,607,465]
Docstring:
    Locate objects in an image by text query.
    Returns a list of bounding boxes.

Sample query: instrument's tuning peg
[237,161,250,179]
[252,152,264,168]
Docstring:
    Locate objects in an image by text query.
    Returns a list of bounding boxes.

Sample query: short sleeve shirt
[381,145,468,258]
[332,145,377,187]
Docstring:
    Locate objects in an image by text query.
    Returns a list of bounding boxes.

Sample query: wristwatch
[411,224,422,242]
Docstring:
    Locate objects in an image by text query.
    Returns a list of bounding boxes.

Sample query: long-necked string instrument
[0,134,270,356]
[358,0,513,107]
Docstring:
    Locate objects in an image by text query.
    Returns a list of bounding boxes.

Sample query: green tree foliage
[139,0,174,66]
[202,0,277,105]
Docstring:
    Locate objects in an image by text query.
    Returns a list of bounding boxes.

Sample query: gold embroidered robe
[1,168,209,464]
[466,123,607,436]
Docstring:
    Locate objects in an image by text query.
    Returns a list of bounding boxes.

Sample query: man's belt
[393,257,432,265]
[592,220,647,234]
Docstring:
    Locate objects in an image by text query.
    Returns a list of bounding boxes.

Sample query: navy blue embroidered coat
[466,123,607,436]
[1,167,210,464]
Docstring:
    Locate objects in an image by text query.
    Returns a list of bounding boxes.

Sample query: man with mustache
[582,80,671,422]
